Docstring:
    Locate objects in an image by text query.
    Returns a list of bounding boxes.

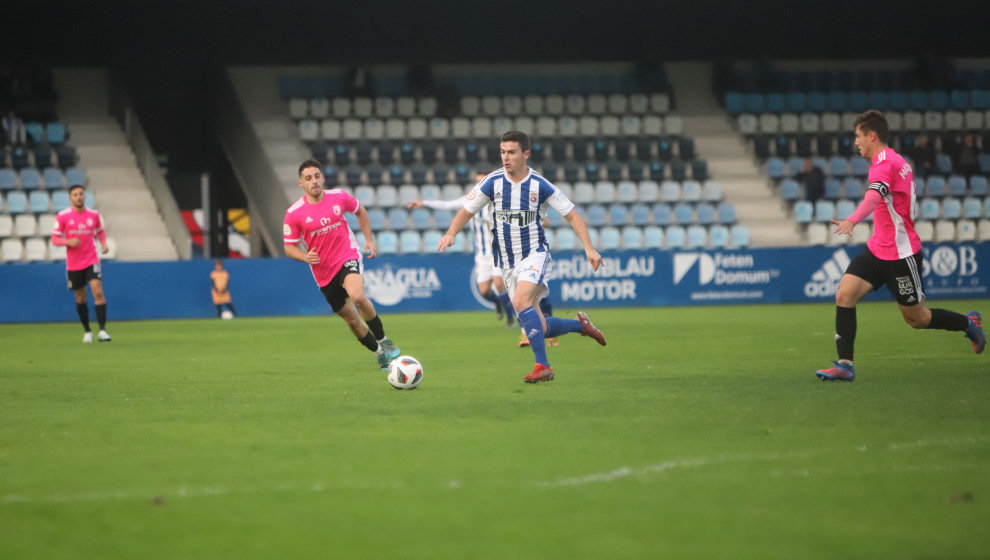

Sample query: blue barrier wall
[1,244,988,323]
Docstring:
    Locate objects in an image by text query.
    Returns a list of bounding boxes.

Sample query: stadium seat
[608,204,629,227]
[616,181,638,203]
[793,201,813,223]
[978,220,990,242]
[920,198,940,220]
[13,214,36,237]
[28,190,50,213]
[702,180,723,202]
[807,223,828,245]
[377,231,398,254]
[0,168,17,191]
[399,230,422,254]
[377,185,398,207]
[716,203,736,224]
[665,226,686,250]
[0,214,11,236]
[599,227,621,250]
[5,191,27,214]
[915,220,935,242]
[685,225,707,249]
[680,180,702,202]
[586,204,608,228]
[367,208,387,231]
[554,228,577,250]
[957,220,977,242]
[387,207,409,229]
[925,175,946,198]
[19,168,40,190]
[673,203,693,225]
[942,197,961,220]
[638,180,659,202]
[835,199,856,221]
[621,226,643,249]
[1,238,24,262]
[709,225,730,248]
[969,175,987,197]
[643,226,664,249]
[630,203,651,226]
[934,220,956,242]
[948,175,968,197]
[595,181,617,203]
[51,190,70,211]
[962,197,983,220]
[780,179,800,202]
[659,181,680,202]
[24,237,47,261]
[695,203,715,225]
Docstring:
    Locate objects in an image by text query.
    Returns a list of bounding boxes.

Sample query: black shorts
[845,250,925,306]
[67,264,101,291]
[319,259,362,312]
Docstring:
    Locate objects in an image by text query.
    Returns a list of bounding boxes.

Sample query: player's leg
[816,270,873,381]
[322,279,389,370]
[89,275,110,341]
[493,273,515,327]
[345,273,400,361]
[508,253,555,383]
[892,253,983,353]
[68,269,93,342]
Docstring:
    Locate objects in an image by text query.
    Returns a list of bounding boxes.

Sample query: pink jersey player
[284,159,403,372]
[51,185,112,343]
[283,189,362,286]
[52,205,107,270]
[816,110,983,383]
[864,147,922,260]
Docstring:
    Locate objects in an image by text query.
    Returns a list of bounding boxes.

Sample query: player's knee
[903,314,928,329]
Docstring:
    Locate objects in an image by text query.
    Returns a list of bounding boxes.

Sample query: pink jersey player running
[51,184,112,343]
[816,110,984,381]
[284,159,401,371]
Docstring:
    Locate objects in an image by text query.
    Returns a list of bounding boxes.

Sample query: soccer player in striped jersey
[284,159,401,371]
[437,131,607,383]
[816,110,984,381]
[51,184,111,343]
[407,171,515,326]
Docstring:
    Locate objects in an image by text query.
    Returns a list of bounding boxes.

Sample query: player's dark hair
[854,109,889,144]
[69,184,84,194]
[500,130,530,153]
[298,159,323,177]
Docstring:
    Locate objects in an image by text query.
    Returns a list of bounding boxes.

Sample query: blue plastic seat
[968,175,987,197]
[608,204,629,227]
[709,225,730,248]
[835,199,857,221]
[586,204,608,227]
[685,225,707,249]
[730,224,751,248]
[824,178,842,199]
[695,203,715,225]
[652,203,672,226]
[621,226,643,249]
[814,200,836,222]
[925,176,946,198]
[554,228,577,250]
[849,157,870,177]
[19,168,40,190]
[28,190,50,213]
[828,156,849,176]
[962,197,983,220]
[794,201,814,223]
[665,226,686,250]
[367,208,387,231]
[842,178,864,199]
[681,180,702,202]
[948,175,967,197]
[377,231,398,254]
[674,202,694,225]
[0,168,17,190]
[942,198,962,220]
[920,198,940,220]
[599,227,621,250]
[630,203,651,226]
[5,191,28,213]
[42,167,64,190]
[387,207,408,229]
[717,203,736,224]
[399,230,422,253]
[767,157,785,180]
[51,190,71,211]
[643,226,663,249]
[780,179,800,202]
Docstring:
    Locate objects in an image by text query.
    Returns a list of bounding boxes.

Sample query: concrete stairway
[665,62,800,247]
[53,68,178,261]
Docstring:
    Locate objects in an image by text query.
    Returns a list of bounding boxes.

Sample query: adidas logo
[804,248,851,297]
[305,216,314,223]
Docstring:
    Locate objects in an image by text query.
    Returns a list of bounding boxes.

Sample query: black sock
[366,315,385,340]
[227,304,236,315]
[836,306,856,361]
[358,330,380,352]
[216,305,223,317]
[928,308,969,331]
[539,298,553,317]
[76,303,91,331]
[95,304,107,330]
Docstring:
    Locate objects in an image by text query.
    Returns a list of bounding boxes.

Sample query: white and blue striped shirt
[463,167,575,268]
[423,196,493,259]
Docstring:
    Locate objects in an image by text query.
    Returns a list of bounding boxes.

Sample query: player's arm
[563,209,602,271]
[285,242,320,264]
[832,184,884,235]
[50,220,78,247]
[96,221,108,254]
[353,205,376,259]
[438,208,477,252]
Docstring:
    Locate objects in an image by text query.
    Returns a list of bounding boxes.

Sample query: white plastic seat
[934,220,956,242]
[620,115,642,135]
[14,214,37,237]
[650,93,671,113]
[429,118,450,139]
[298,119,319,141]
[502,95,522,116]
[309,97,330,118]
[544,95,565,115]
[628,94,649,114]
[395,97,416,117]
[578,116,599,136]
[565,94,586,114]
[288,97,308,118]
[586,94,607,114]
[460,96,480,116]
[320,119,341,140]
[607,94,628,114]
[523,95,544,115]
[1,238,24,262]
[24,237,47,261]
[417,97,438,117]
[341,119,363,140]
[481,95,501,116]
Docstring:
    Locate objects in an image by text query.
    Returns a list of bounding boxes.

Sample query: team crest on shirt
[530,193,538,203]
[467,189,478,200]
[87,218,93,226]
[333,205,341,216]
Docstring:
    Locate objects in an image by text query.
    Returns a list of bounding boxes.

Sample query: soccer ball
[220,310,234,320]
[387,355,423,390]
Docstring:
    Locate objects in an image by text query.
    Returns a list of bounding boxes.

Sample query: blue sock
[517,306,548,366]
[481,289,498,304]
[546,316,582,338]
[497,292,515,319]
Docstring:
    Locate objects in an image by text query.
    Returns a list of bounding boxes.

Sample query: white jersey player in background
[437,131,606,383]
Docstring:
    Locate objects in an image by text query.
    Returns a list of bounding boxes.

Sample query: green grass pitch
[2,301,989,559]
